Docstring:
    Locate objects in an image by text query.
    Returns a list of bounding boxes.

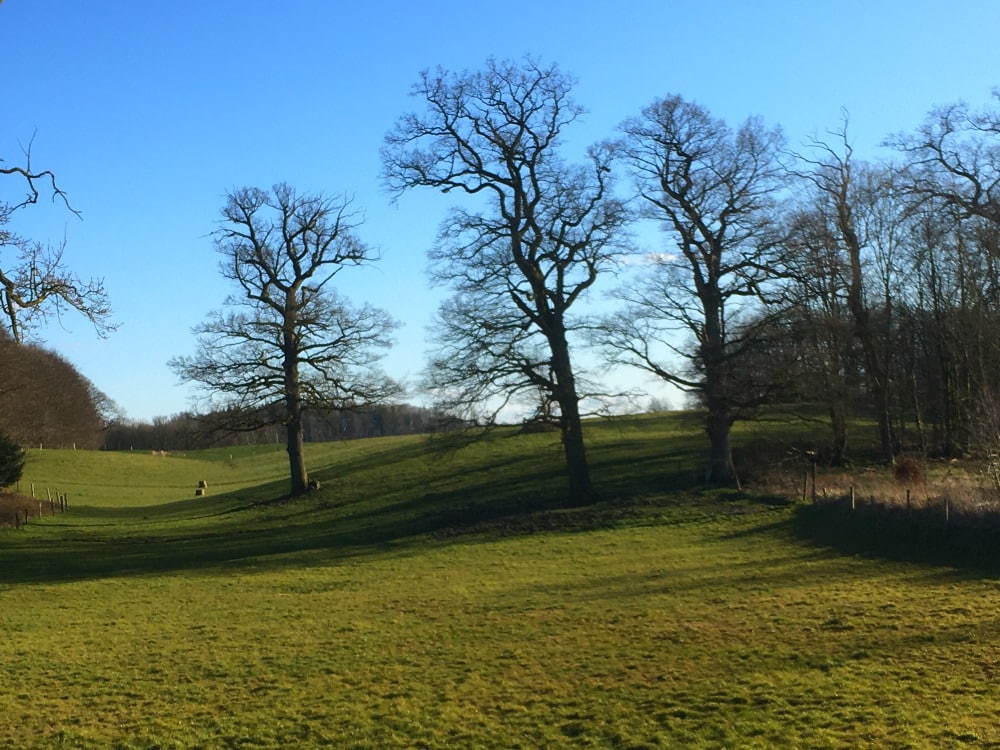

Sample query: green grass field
[2,414,999,749]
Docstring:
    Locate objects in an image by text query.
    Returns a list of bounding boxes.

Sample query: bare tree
[887,92,1000,458]
[0,232,115,343]
[790,119,910,463]
[382,58,630,505]
[170,184,398,497]
[778,203,860,464]
[601,95,787,483]
[1,138,115,343]
[889,90,1000,226]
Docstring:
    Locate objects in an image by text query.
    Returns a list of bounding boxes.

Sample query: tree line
[380,59,1000,499]
[6,57,1000,502]
[101,403,451,453]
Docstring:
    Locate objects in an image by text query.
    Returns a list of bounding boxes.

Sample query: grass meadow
[2,414,1000,748]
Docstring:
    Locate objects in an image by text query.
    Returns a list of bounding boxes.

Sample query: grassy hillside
[1,414,999,748]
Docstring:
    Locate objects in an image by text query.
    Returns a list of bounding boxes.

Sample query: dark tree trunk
[283,321,308,497]
[705,398,735,484]
[828,401,849,466]
[701,293,736,484]
[840,188,896,464]
[549,331,595,505]
[285,414,307,497]
[558,397,594,506]
[875,384,895,463]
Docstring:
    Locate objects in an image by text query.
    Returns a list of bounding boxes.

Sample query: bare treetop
[383,57,583,200]
[216,183,372,308]
[888,90,1000,225]
[619,95,786,251]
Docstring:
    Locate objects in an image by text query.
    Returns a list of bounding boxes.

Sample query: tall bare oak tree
[170,184,398,497]
[601,95,787,483]
[382,58,630,504]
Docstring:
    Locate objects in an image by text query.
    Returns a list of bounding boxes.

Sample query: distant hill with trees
[0,329,103,449]
[101,402,450,453]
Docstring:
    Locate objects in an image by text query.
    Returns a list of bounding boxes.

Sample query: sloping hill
[1,413,998,749]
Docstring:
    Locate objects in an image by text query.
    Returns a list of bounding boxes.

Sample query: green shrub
[0,432,26,488]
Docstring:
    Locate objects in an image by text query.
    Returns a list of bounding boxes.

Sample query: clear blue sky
[3,1,999,421]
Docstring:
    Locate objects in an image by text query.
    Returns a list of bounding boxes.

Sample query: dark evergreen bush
[0,432,26,488]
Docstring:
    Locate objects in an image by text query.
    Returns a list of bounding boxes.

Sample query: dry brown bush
[893,457,925,487]
[0,491,45,526]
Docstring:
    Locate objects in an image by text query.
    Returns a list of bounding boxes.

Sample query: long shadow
[0,490,587,587]
[790,502,1000,577]
[0,420,778,586]
[0,510,426,585]
[0,437,588,585]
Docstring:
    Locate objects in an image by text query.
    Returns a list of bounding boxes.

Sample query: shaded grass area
[793,499,1000,576]
[1,416,700,585]
[1,413,999,748]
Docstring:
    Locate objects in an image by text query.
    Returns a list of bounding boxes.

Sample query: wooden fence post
[850,485,856,512]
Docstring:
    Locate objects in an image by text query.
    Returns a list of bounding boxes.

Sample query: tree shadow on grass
[0,437,600,585]
[789,502,1000,577]
[0,419,771,586]
[0,490,602,587]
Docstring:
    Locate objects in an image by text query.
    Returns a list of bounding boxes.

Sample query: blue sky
[3,1,999,421]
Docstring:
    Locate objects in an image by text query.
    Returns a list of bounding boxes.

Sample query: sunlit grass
[1,414,999,748]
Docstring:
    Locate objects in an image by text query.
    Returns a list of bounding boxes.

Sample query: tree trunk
[559,396,594,506]
[705,400,735,484]
[911,369,928,457]
[285,415,308,497]
[874,380,895,464]
[283,316,308,497]
[829,401,849,466]
[549,330,595,505]
[701,292,736,484]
